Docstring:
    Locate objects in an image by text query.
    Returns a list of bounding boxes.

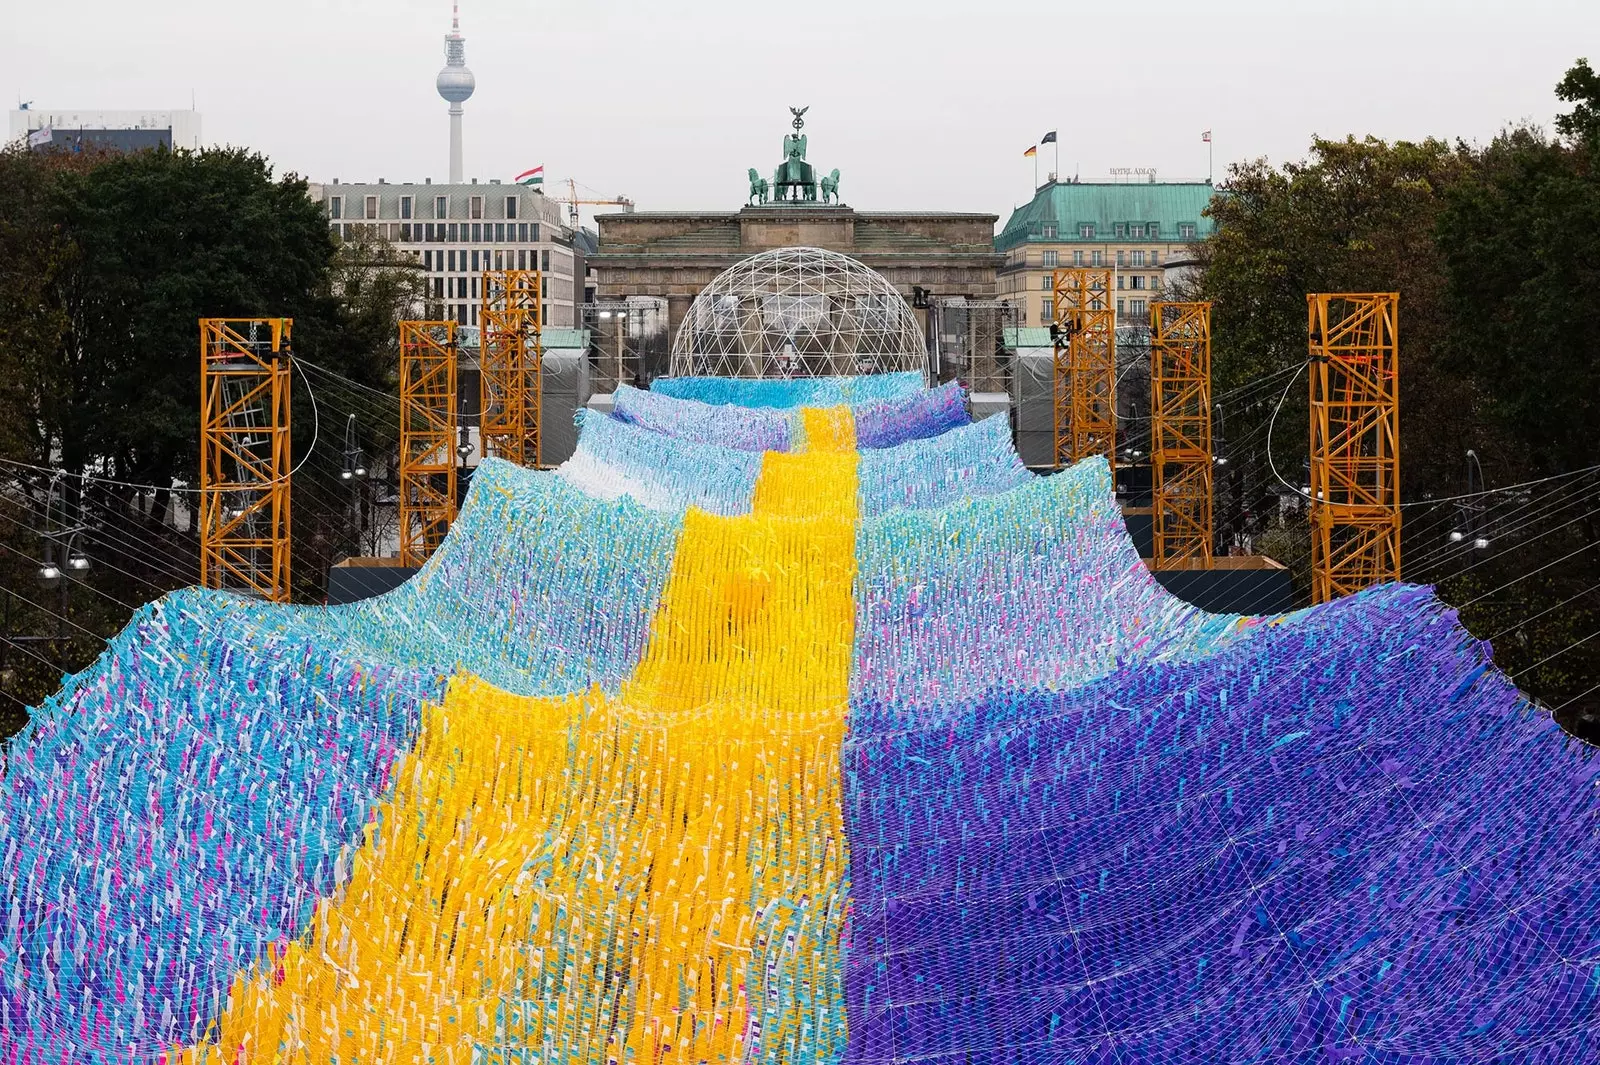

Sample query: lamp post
[340,414,368,555]
[14,473,92,651]
[1448,449,1490,551]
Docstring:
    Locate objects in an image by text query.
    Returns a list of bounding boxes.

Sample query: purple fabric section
[854,381,970,450]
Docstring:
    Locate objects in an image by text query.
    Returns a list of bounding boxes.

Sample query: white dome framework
[670,247,928,380]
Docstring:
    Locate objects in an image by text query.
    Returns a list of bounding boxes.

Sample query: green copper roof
[995,181,1218,252]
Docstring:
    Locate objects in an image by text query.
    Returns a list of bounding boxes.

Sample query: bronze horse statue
[747,168,769,205]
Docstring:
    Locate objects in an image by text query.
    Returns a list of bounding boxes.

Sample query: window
[329,196,343,219]
[449,223,460,242]
[1114,223,1126,238]
[1092,250,1104,267]
[400,224,411,242]
[400,196,413,220]
[1132,298,1146,316]
[470,250,479,272]
[361,195,376,219]
[424,223,434,242]
[1079,223,1095,239]
[518,222,529,242]
[1147,223,1160,238]
[1179,223,1197,239]
[470,196,484,220]
[505,196,518,220]
[435,195,448,218]
[1132,250,1145,267]
[1117,298,1125,316]
[1040,274,1052,291]
[433,277,444,299]
[541,276,549,298]
[1116,251,1126,267]
[1151,249,1162,266]
[1042,298,1053,322]
[530,224,540,242]
[541,250,550,273]
[1042,250,1059,267]
[447,250,456,272]
[471,276,480,299]
[518,249,528,270]
[1117,274,1125,290]
[1131,275,1145,290]
[1073,250,1085,266]
[495,251,504,270]
[1041,224,1057,239]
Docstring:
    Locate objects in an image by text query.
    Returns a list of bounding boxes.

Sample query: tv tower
[436,1,475,183]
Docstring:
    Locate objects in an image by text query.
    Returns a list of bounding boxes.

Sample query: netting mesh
[0,372,1592,1063]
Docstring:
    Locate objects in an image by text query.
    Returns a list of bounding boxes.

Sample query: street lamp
[1448,449,1490,550]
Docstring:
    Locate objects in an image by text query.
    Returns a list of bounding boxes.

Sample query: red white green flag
[515,166,545,187]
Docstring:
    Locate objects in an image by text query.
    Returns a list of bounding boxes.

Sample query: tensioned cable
[1461,537,1600,609]
[1406,478,1600,578]
[1512,627,1600,680]
[1487,580,1600,644]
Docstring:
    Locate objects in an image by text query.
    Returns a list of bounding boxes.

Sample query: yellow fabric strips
[182,409,859,1065]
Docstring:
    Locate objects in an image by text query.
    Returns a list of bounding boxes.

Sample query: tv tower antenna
[436,1,476,183]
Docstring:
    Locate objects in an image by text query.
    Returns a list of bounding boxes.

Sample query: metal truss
[933,298,1017,396]
[582,298,670,395]
[669,247,928,379]
[479,269,543,468]
[1051,268,1117,473]
[199,318,292,601]
[398,320,458,566]
[1150,302,1215,569]
[1309,293,1401,603]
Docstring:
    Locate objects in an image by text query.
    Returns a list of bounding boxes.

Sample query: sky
[5,0,1596,229]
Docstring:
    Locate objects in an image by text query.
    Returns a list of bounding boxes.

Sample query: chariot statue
[744,107,839,206]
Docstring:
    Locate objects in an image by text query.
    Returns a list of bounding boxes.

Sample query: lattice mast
[1308,293,1401,603]
[479,269,543,467]
[398,320,459,566]
[199,318,292,601]
[1149,302,1215,569]
[1050,268,1117,473]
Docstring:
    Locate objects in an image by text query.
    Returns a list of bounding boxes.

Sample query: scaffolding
[1308,293,1401,603]
[199,318,292,601]
[1149,302,1215,569]
[933,299,1017,396]
[1050,268,1117,472]
[479,269,543,467]
[398,320,459,566]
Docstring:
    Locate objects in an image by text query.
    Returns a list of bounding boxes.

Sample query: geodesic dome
[670,247,928,379]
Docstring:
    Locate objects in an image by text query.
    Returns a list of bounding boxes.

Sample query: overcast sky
[5,0,1595,228]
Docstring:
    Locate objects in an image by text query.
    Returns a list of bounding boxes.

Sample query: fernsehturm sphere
[437,2,475,183]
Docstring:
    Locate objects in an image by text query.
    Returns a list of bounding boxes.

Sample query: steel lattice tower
[1308,293,1401,603]
[479,269,543,468]
[199,318,292,601]
[1149,302,1215,569]
[399,320,459,566]
[1050,268,1117,473]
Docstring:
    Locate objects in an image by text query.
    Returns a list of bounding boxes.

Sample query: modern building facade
[8,109,202,153]
[308,180,580,328]
[994,180,1217,326]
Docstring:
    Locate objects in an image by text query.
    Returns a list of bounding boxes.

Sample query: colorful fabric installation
[0,372,1593,1065]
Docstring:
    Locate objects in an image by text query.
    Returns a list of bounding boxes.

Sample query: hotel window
[472,276,480,299]
[542,250,551,273]
[1092,250,1104,266]
[1117,275,1125,290]
[400,224,411,242]
[1132,298,1146,315]
[400,196,413,220]
[1042,298,1053,322]
[1132,251,1145,267]
[1117,298,1125,316]
[434,277,444,299]
[1040,275,1053,290]
[1151,249,1162,266]
[1114,223,1126,238]
[362,196,377,220]
[1042,250,1059,267]
[470,250,479,272]
[495,251,504,270]
[1179,223,1197,239]
[1073,250,1084,266]
[518,250,528,270]
[505,196,518,219]
[1147,223,1159,238]
[1131,275,1145,290]
[470,196,484,219]
[1041,224,1057,239]
[328,196,343,219]
[1116,251,1126,267]
[448,223,459,242]
[1078,223,1095,238]
[531,224,540,242]
[495,223,506,242]
[435,195,448,217]
[518,222,529,242]
[447,250,456,272]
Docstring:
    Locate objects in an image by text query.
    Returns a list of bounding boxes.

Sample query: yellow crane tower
[549,177,635,228]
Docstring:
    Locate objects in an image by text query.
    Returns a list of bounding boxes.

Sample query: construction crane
[549,177,635,228]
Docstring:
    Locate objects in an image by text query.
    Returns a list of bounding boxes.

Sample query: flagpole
[1033,149,1039,190]
[1209,135,1214,184]
[1054,139,1060,183]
